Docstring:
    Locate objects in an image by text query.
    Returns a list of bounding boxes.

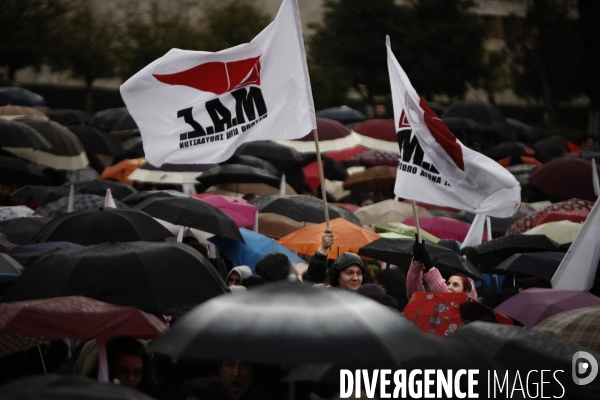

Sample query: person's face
[113,354,143,388]
[219,360,254,398]
[582,138,595,148]
[447,276,465,293]
[338,265,363,291]
[228,272,241,287]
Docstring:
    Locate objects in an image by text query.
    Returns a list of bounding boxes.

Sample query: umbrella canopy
[523,220,583,244]
[441,100,512,142]
[484,141,536,161]
[111,112,138,133]
[0,105,46,118]
[257,213,314,239]
[127,162,217,184]
[0,296,166,356]
[208,182,297,197]
[533,135,570,162]
[507,118,538,142]
[0,155,48,184]
[402,216,482,243]
[2,241,229,315]
[354,199,431,226]
[475,234,560,272]
[351,150,399,167]
[150,280,441,365]
[89,107,129,132]
[193,194,257,228]
[121,190,189,205]
[66,180,137,201]
[47,109,91,126]
[441,117,481,139]
[68,125,123,157]
[134,196,244,242]
[0,217,50,245]
[0,118,51,149]
[0,375,156,400]
[342,166,396,192]
[35,194,129,218]
[506,198,594,234]
[497,155,541,168]
[0,254,24,284]
[122,136,144,158]
[8,242,85,268]
[250,194,361,225]
[235,141,305,171]
[352,119,398,151]
[530,157,600,201]
[222,154,279,175]
[196,164,281,188]
[534,305,600,355]
[492,252,564,278]
[0,206,36,221]
[10,186,74,206]
[277,217,380,259]
[209,228,304,273]
[358,238,484,280]
[566,149,600,162]
[5,117,88,170]
[0,86,46,107]
[315,106,366,124]
[494,288,600,328]
[300,160,348,191]
[373,222,440,243]
[66,166,99,183]
[99,158,146,184]
[530,209,588,227]
[32,208,174,245]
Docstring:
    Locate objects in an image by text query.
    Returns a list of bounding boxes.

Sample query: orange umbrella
[99,157,145,184]
[277,217,381,259]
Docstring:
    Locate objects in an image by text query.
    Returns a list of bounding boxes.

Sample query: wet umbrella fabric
[150,280,441,365]
[0,105,46,118]
[235,141,305,171]
[529,157,600,201]
[352,119,398,151]
[507,118,538,142]
[257,213,314,239]
[250,194,361,225]
[0,217,49,245]
[68,125,124,157]
[121,190,190,205]
[0,118,51,149]
[441,100,512,141]
[357,238,484,281]
[67,167,100,183]
[534,305,600,355]
[222,154,279,175]
[484,142,535,161]
[494,288,600,328]
[440,117,481,138]
[8,241,84,255]
[0,156,48,184]
[195,164,281,189]
[342,166,396,192]
[475,234,561,272]
[35,195,129,218]
[533,135,570,162]
[402,216,481,243]
[47,109,92,126]
[315,106,366,124]
[492,252,564,278]
[523,220,583,244]
[66,180,137,201]
[351,150,398,167]
[193,194,257,228]
[354,199,431,227]
[0,86,46,107]
[506,198,594,235]
[2,241,229,315]
[0,254,24,284]
[127,161,218,184]
[0,374,157,400]
[89,107,129,133]
[32,208,174,245]
[134,197,244,243]
[10,186,73,206]
[0,206,36,221]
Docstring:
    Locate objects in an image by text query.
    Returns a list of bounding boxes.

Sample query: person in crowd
[107,337,155,394]
[180,376,235,400]
[458,246,498,308]
[406,235,478,300]
[374,267,409,311]
[255,252,295,283]
[226,266,253,287]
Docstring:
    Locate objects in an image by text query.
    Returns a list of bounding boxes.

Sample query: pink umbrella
[192,194,257,228]
[402,216,486,243]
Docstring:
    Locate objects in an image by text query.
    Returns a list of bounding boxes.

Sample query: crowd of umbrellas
[1,86,600,399]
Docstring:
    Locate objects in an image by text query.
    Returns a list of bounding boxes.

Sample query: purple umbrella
[494,288,600,328]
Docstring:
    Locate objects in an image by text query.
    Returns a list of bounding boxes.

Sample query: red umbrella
[506,198,594,235]
[402,216,485,242]
[529,157,600,201]
[353,119,398,151]
[0,296,166,356]
[530,209,588,228]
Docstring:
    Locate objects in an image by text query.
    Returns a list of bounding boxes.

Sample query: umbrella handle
[313,129,331,230]
[411,200,422,243]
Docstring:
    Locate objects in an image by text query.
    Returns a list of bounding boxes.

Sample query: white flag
[461,213,486,248]
[592,159,599,197]
[120,0,316,166]
[551,198,600,290]
[386,37,520,218]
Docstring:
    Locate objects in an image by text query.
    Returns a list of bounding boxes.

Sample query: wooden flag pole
[313,129,330,229]
[411,200,422,243]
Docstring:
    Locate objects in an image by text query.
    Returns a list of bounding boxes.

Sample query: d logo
[572,351,598,385]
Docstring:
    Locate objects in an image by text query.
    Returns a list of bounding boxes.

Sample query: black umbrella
[7,242,84,268]
[533,135,569,162]
[10,185,74,206]
[357,238,484,280]
[249,195,362,226]
[441,100,512,142]
[32,208,174,245]
[440,117,481,139]
[35,194,128,218]
[0,374,156,400]
[122,136,144,158]
[222,154,279,175]
[66,179,137,200]
[0,155,48,184]
[68,125,124,156]
[47,109,92,127]
[507,118,538,143]
[195,164,281,189]
[492,252,564,278]
[150,280,441,365]
[0,217,50,245]
[121,190,189,205]
[2,241,229,315]
[111,112,138,133]
[235,141,305,171]
[315,106,366,124]
[134,197,244,243]
[0,253,24,284]
[0,118,51,149]
[89,107,129,133]
[565,149,600,163]
[448,322,600,399]
[484,142,534,161]
[427,101,447,117]
[475,234,561,273]
[0,86,46,107]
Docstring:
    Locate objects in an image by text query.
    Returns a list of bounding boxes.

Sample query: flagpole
[313,129,330,229]
[411,200,422,243]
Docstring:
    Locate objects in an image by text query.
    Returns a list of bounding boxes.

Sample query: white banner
[120,0,316,166]
[386,36,520,218]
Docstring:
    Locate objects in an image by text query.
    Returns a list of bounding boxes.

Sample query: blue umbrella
[209,228,304,274]
[0,87,46,107]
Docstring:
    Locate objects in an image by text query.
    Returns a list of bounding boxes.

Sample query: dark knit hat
[329,252,366,287]
[255,251,294,282]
